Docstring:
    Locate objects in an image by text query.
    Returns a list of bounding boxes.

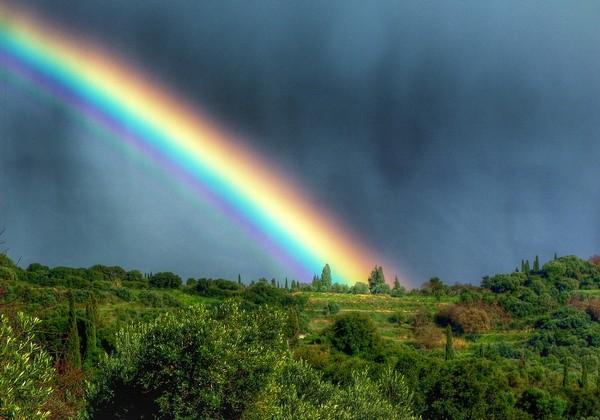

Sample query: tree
[84,295,99,367]
[238,274,242,286]
[90,302,289,418]
[284,278,288,290]
[423,277,446,300]
[580,357,589,389]
[330,312,381,356]
[271,278,277,288]
[0,313,56,419]
[533,255,540,272]
[149,272,181,288]
[312,275,322,291]
[245,360,418,419]
[445,325,454,361]
[562,358,570,388]
[351,282,370,294]
[321,264,332,290]
[368,266,387,294]
[65,292,81,369]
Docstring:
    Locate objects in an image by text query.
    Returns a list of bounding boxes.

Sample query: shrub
[453,307,491,334]
[149,272,181,288]
[436,304,492,334]
[323,302,340,316]
[330,312,381,356]
[413,324,444,349]
[586,299,600,322]
[516,388,567,419]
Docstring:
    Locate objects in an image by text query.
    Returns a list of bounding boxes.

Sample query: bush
[330,312,381,356]
[413,324,444,349]
[323,302,340,316]
[195,278,241,297]
[149,272,181,288]
[586,299,600,322]
[516,388,567,419]
[436,304,492,334]
[89,302,288,418]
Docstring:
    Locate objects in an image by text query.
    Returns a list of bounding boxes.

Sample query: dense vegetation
[2,248,600,419]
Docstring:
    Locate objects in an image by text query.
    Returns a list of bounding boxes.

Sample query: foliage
[89,302,288,418]
[65,292,81,369]
[194,277,241,297]
[528,307,600,355]
[321,264,332,291]
[0,313,55,419]
[323,302,340,316]
[246,359,418,420]
[330,312,381,356]
[368,266,387,294]
[149,271,182,288]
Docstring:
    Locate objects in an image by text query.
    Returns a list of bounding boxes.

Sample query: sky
[1,0,600,287]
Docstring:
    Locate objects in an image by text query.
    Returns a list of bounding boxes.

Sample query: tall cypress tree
[519,350,528,383]
[445,325,454,361]
[65,291,81,369]
[84,295,98,367]
[562,358,570,388]
[284,277,289,290]
[237,274,242,286]
[521,259,526,273]
[524,260,531,273]
[533,255,540,272]
[580,358,589,389]
[321,264,332,291]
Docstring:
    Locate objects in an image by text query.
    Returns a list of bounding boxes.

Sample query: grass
[299,292,530,352]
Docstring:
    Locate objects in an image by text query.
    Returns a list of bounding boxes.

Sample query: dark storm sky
[1,0,600,286]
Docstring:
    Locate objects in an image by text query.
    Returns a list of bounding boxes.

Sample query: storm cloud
[2,0,600,285]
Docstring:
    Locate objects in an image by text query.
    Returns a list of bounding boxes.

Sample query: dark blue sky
[2,1,599,286]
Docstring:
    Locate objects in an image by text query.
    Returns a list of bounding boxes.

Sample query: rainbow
[0,5,402,285]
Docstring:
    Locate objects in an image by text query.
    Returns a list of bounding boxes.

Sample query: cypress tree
[524,260,530,273]
[393,276,401,290]
[562,358,570,388]
[237,274,242,286]
[312,275,322,291]
[445,325,454,361]
[321,264,332,290]
[533,255,540,272]
[285,277,288,289]
[519,350,528,383]
[580,358,589,389]
[554,252,558,260]
[65,291,81,369]
[84,295,98,367]
[271,278,276,287]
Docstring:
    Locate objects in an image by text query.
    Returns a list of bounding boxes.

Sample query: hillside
[2,254,600,419]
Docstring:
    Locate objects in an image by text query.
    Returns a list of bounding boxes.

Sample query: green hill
[1,253,600,419]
